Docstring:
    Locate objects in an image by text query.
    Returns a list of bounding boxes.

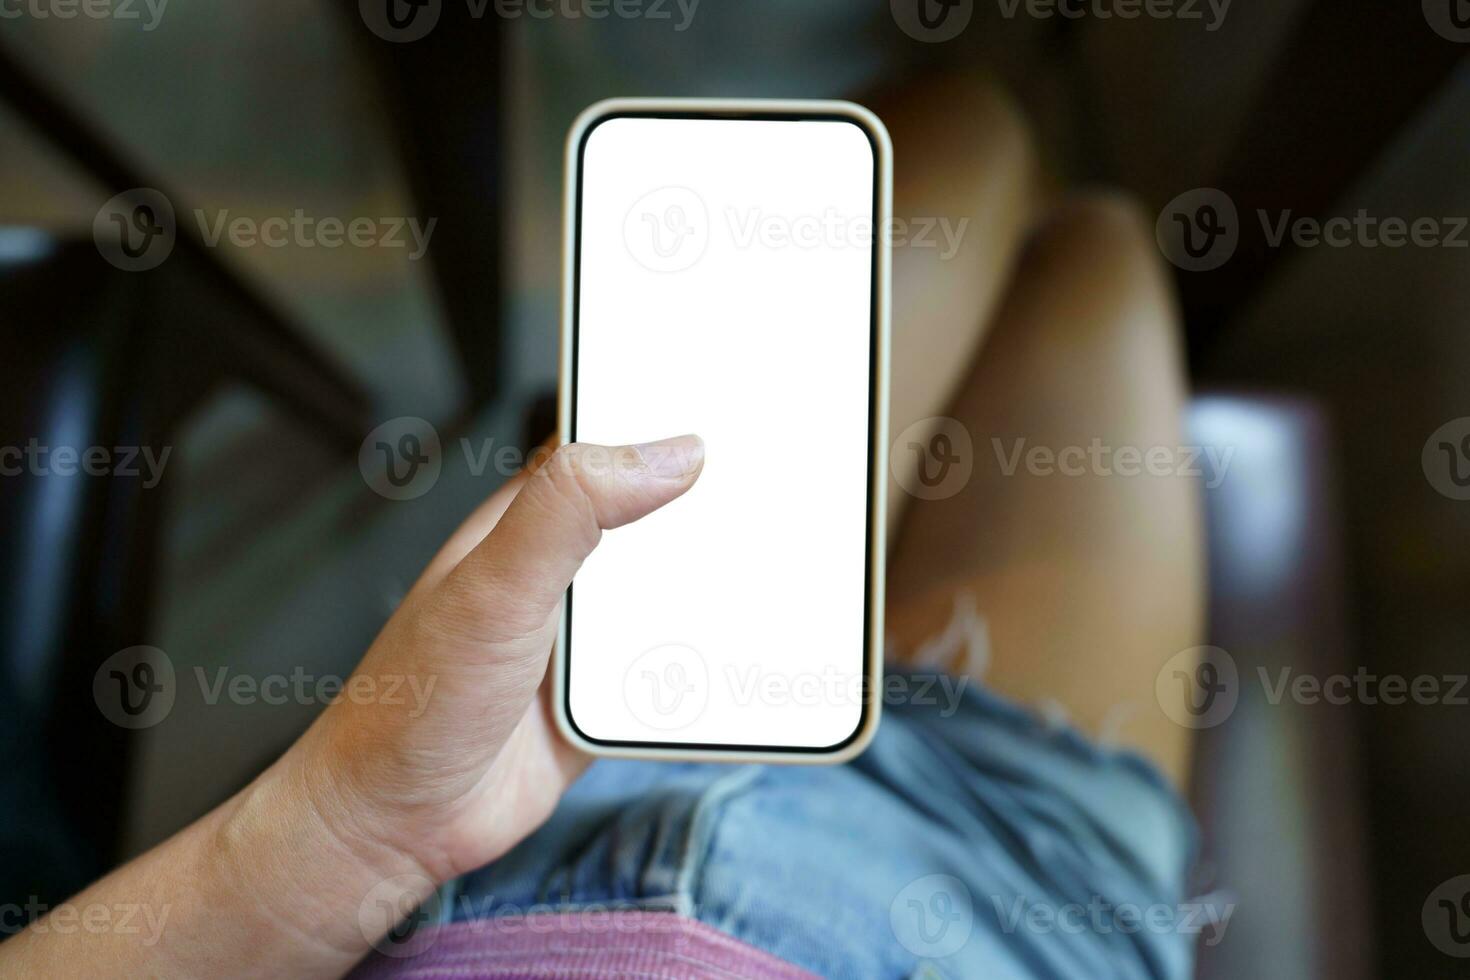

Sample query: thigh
[869,70,1046,538]
[886,195,1206,787]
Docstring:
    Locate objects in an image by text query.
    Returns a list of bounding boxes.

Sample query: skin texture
[877,71,1045,537]
[885,195,1204,787]
[870,71,1203,786]
[0,436,704,979]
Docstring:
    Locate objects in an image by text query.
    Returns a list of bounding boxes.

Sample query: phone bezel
[554,98,892,764]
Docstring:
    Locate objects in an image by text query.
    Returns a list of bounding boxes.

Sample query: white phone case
[554,98,892,764]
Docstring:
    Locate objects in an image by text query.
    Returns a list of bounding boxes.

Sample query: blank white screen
[569,115,875,749]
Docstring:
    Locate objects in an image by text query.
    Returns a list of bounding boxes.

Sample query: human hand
[287,436,705,884]
[0,436,705,980]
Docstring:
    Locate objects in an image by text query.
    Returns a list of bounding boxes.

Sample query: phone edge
[553,97,892,766]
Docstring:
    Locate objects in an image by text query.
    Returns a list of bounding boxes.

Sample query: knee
[885,71,1039,207]
[1040,191,1176,310]
[1040,192,1158,273]
[1020,191,1183,357]
[944,78,1036,184]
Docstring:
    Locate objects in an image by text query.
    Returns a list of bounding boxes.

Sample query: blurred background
[1,1,1468,976]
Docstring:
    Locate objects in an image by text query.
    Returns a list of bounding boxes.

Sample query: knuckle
[422,562,556,647]
[531,444,605,546]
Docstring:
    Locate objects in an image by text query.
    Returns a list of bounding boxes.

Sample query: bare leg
[886,196,1206,787]
[871,71,1047,537]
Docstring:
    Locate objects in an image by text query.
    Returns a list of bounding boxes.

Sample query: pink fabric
[350,911,819,979]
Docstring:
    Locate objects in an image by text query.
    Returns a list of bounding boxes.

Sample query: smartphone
[554,98,891,763]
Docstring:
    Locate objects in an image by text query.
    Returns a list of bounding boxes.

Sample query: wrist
[203,742,442,973]
[291,695,469,883]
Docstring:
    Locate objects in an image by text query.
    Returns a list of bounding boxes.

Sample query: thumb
[427,435,705,659]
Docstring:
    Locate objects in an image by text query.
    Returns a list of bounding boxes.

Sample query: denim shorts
[443,674,1202,980]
